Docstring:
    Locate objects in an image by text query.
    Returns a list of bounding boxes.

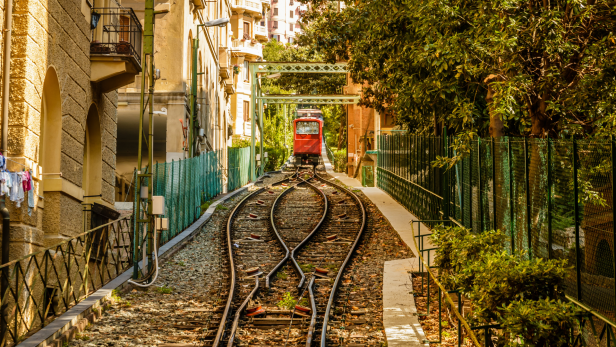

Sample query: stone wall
[0,0,118,258]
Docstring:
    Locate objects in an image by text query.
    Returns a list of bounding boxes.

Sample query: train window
[296,121,319,135]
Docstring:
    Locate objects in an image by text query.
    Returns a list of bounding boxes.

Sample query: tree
[297,0,616,138]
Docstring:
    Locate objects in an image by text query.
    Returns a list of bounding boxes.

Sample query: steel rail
[315,172,367,347]
[265,172,314,289]
[225,276,259,347]
[225,172,304,345]
[213,171,296,347]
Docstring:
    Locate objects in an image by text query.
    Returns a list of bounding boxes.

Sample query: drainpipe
[0,0,13,338]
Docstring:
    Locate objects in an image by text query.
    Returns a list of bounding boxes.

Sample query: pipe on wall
[0,0,13,337]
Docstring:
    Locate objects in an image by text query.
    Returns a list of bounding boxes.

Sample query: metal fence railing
[378,133,616,345]
[0,150,228,345]
[228,147,250,192]
[0,216,133,345]
[90,7,142,66]
[149,150,224,244]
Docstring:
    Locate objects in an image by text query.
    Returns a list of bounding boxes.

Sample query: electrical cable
[127,224,160,287]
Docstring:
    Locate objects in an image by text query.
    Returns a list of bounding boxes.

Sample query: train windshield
[296,121,320,135]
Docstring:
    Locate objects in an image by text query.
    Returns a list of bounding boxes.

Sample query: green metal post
[443,127,449,220]
[547,137,553,259]
[477,137,483,232]
[133,0,155,279]
[524,138,531,258]
[492,137,496,230]
[612,136,616,310]
[189,38,198,158]
[250,66,257,181]
[508,137,514,253]
[259,98,264,176]
[573,138,581,300]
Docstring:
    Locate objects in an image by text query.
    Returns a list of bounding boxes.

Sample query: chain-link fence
[228,147,250,192]
[148,150,224,243]
[378,134,616,342]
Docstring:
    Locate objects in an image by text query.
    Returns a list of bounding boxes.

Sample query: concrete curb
[21,185,252,347]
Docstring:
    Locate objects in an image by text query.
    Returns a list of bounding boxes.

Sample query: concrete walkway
[322,145,429,346]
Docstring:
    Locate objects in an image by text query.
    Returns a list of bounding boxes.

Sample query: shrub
[430,226,506,272]
[499,298,579,347]
[461,251,570,325]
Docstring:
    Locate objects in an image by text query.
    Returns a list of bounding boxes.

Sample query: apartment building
[229,0,270,140]
[268,0,306,43]
[115,0,235,195]
[0,0,139,258]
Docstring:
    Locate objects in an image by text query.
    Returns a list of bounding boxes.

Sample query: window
[273,7,278,15]
[273,21,278,28]
[243,22,250,39]
[260,21,265,26]
[290,23,293,31]
[119,16,130,42]
[243,61,249,81]
[296,121,319,135]
[288,37,294,44]
[289,11,293,18]
[243,101,250,122]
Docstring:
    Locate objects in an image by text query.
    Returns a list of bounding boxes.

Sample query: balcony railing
[255,25,267,37]
[231,39,263,57]
[232,0,262,13]
[90,7,142,65]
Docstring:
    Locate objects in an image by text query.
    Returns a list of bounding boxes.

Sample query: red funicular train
[293,110,323,167]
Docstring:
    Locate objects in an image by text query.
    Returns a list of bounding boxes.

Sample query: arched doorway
[39,68,63,237]
[83,105,102,197]
[39,68,62,183]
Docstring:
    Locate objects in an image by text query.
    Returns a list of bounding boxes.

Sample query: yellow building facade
[229,0,269,141]
[0,0,142,259]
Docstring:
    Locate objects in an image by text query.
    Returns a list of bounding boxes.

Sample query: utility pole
[133,0,168,281]
[190,38,198,158]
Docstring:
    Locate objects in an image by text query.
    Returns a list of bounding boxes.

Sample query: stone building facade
[0,0,136,259]
[115,0,235,197]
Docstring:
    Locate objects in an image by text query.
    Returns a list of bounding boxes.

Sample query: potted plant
[233,65,240,75]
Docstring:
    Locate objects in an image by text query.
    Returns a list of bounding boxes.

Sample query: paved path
[321,145,429,346]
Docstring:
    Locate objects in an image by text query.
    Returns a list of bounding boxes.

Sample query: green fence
[378,134,616,343]
[150,150,223,243]
[228,147,250,192]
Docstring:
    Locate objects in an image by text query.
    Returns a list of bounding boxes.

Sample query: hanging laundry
[0,171,11,196]
[0,153,5,171]
[10,172,24,207]
[27,171,34,216]
[22,170,31,191]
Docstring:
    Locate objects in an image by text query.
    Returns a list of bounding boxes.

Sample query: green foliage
[232,138,251,148]
[298,297,309,307]
[461,251,570,325]
[216,204,229,211]
[430,226,578,345]
[277,271,288,280]
[430,226,506,272]
[298,0,616,138]
[156,285,173,294]
[300,263,315,272]
[277,292,298,310]
[499,298,579,347]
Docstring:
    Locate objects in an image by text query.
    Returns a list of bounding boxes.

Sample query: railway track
[213,167,367,346]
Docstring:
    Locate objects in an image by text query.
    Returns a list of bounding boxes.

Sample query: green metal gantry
[248,62,359,180]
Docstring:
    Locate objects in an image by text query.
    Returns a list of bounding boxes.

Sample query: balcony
[90,8,142,93]
[219,47,232,79]
[231,39,263,58]
[231,0,266,16]
[255,24,268,40]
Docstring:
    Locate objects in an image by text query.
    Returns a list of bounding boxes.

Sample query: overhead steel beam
[250,62,349,74]
[257,94,360,105]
